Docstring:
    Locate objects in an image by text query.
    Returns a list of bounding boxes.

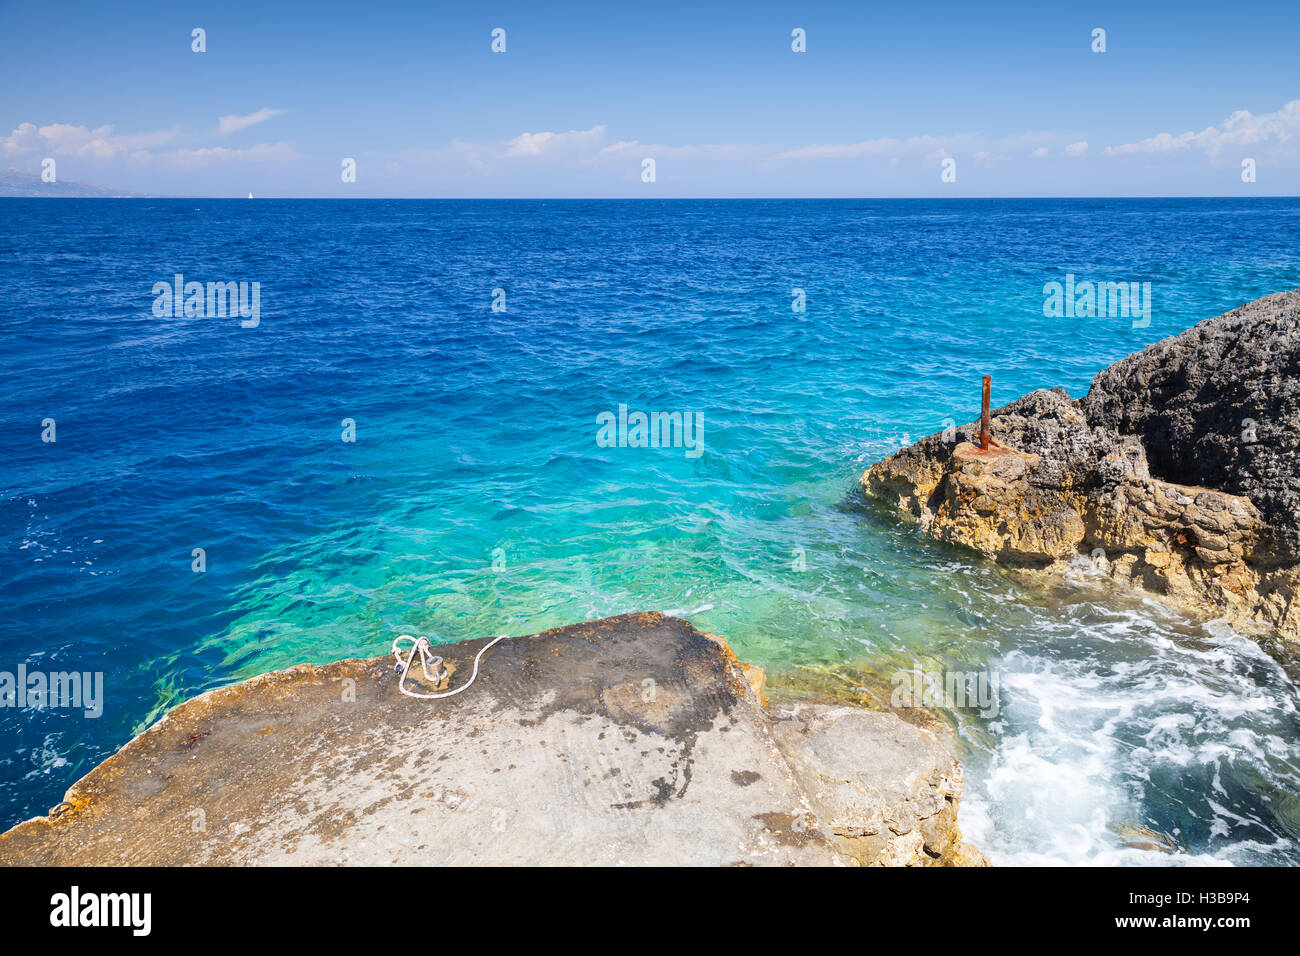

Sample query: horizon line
[4,194,1298,201]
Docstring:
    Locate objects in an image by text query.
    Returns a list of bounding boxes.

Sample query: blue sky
[2,0,1298,196]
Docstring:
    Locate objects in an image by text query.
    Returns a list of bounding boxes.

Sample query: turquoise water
[3,198,1299,863]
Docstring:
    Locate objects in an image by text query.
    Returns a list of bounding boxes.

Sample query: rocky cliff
[0,613,984,867]
[863,290,1300,648]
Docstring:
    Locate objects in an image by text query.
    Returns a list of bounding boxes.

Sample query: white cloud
[598,140,761,162]
[776,135,951,161]
[1064,141,1088,157]
[217,108,287,136]
[972,150,1009,167]
[1106,99,1300,159]
[775,130,1064,164]
[390,125,1101,185]
[3,116,300,176]
[395,126,614,175]
[2,122,176,158]
[393,127,765,185]
[505,125,606,157]
[1030,146,1049,158]
[1108,131,1198,154]
[143,142,302,167]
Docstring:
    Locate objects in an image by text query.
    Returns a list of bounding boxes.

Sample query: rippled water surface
[3,198,1299,863]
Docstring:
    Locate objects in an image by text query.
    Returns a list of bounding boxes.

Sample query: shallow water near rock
[3,197,1300,864]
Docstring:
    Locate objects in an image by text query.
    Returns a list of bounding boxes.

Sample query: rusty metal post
[980,375,991,451]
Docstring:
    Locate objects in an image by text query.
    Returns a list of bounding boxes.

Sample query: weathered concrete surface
[0,613,982,866]
[768,703,983,866]
[863,291,1300,649]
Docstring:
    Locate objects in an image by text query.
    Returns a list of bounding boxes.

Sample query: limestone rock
[768,702,984,866]
[863,290,1300,648]
[0,613,980,867]
[1082,290,1300,563]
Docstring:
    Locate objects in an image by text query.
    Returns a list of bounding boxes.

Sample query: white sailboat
[247,192,254,199]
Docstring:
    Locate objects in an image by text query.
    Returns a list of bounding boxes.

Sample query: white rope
[391,633,511,699]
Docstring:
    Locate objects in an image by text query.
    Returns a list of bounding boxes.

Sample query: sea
[3,197,1299,864]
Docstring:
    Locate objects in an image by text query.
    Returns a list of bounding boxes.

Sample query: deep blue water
[3,198,1300,864]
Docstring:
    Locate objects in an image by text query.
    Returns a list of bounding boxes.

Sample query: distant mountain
[0,167,139,197]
